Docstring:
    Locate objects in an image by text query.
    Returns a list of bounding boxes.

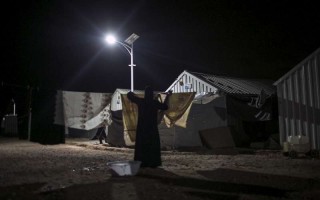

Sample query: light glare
[105,35,116,44]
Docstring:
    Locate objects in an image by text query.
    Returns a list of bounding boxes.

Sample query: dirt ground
[1,137,320,200]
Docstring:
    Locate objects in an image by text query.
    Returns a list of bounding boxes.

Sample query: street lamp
[105,33,139,91]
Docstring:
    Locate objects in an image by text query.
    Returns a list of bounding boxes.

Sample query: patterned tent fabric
[54,91,112,130]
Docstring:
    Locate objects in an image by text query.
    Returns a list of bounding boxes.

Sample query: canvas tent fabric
[107,89,145,147]
[54,91,112,130]
[120,93,141,145]
[107,110,127,146]
[160,95,229,148]
[199,127,236,149]
[111,89,145,111]
[160,92,195,128]
[161,94,271,148]
[119,93,170,145]
[112,92,195,146]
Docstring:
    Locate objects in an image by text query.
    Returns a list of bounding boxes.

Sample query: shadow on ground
[1,168,319,200]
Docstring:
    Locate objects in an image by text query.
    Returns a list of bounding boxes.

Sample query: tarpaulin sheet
[159,92,195,128]
[120,92,195,143]
[120,94,141,143]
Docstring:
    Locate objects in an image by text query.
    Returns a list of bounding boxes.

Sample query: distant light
[105,35,116,44]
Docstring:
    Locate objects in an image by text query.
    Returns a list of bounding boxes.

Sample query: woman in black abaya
[127,86,171,168]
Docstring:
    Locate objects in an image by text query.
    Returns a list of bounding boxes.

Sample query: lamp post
[105,33,139,91]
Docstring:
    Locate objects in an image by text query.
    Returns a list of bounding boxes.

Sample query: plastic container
[107,160,141,176]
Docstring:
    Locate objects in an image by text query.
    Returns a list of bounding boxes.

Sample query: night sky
[2,0,320,93]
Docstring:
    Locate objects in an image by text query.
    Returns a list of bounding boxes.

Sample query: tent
[106,88,273,149]
[54,90,113,138]
[165,70,279,148]
[158,94,251,149]
[106,89,195,148]
[54,88,277,149]
[53,89,196,147]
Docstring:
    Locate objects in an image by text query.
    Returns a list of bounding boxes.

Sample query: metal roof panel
[188,71,276,96]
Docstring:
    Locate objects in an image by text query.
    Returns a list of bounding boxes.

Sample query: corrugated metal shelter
[274,48,320,150]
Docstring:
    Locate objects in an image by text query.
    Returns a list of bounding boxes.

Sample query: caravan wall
[275,48,320,150]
